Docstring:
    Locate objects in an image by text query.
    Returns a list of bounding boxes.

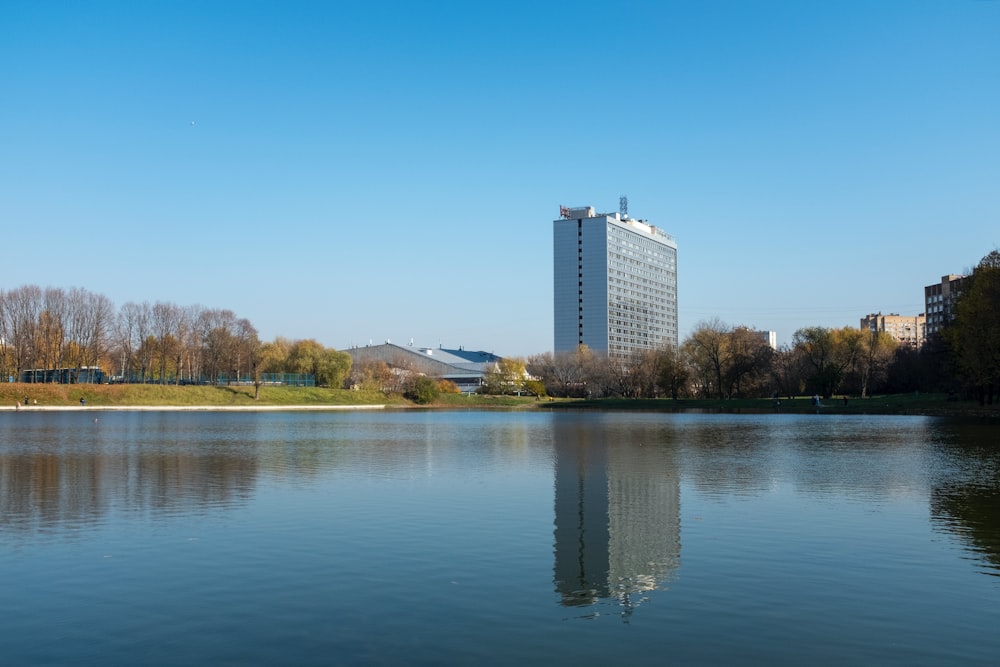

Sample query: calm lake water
[2,410,999,666]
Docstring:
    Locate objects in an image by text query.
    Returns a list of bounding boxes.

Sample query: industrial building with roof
[344,342,502,394]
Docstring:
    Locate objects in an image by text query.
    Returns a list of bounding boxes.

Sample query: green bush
[404,376,439,404]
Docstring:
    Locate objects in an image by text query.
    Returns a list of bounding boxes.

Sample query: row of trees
[493,250,996,404]
[945,250,1000,404]
[516,323,898,401]
[0,286,352,393]
[4,250,996,402]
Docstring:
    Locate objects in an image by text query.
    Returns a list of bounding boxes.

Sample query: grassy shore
[432,391,1000,419]
[427,391,999,419]
[1,383,396,408]
[536,392,1000,419]
[2,383,996,419]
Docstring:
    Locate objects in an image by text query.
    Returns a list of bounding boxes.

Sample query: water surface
[2,410,998,665]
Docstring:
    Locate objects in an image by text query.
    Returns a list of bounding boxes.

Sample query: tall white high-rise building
[553,205,678,357]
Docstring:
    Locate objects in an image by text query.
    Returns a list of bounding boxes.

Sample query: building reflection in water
[553,418,680,616]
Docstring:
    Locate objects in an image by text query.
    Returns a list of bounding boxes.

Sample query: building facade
[860,312,926,348]
[554,205,678,358]
[924,274,967,338]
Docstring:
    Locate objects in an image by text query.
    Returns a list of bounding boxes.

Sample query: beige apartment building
[860,312,926,348]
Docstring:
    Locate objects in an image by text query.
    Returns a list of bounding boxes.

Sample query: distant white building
[553,205,678,358]
[752,330,778,350]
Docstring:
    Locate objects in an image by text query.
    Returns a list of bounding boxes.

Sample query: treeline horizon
[3,249,997,405]
[0,286,351,393]
[513,250,999,405]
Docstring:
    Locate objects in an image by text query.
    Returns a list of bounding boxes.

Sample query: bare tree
[526,346,604,398]
[78,289,113,373]
[64,287,90,370]
[59,288,114,379]
[152,301,181,383]
[384,351,418,394]
[770,345,807,399]
[199,308,238,383]
[117,301,153,382]
[655,344,690,400]
[602,353,642,397]
[89,292,115,372]
[37,288,69,375]
[178,305,203,383]
[725,326,772,398]
[0,286,43,379]
[627,348,662,398]
[684,319,730,399]
[235,317,260,387]
[853,330,897,398]
[349,357,394,393]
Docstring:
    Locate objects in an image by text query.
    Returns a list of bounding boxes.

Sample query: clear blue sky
[3,1,998,356]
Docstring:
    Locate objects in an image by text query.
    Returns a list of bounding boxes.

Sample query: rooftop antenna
[619,195,628,218]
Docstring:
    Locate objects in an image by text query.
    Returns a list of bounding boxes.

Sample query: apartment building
[924,274,967,337]
[860,312,926,348]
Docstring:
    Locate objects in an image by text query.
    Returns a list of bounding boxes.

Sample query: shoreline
[2,404,386,412]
